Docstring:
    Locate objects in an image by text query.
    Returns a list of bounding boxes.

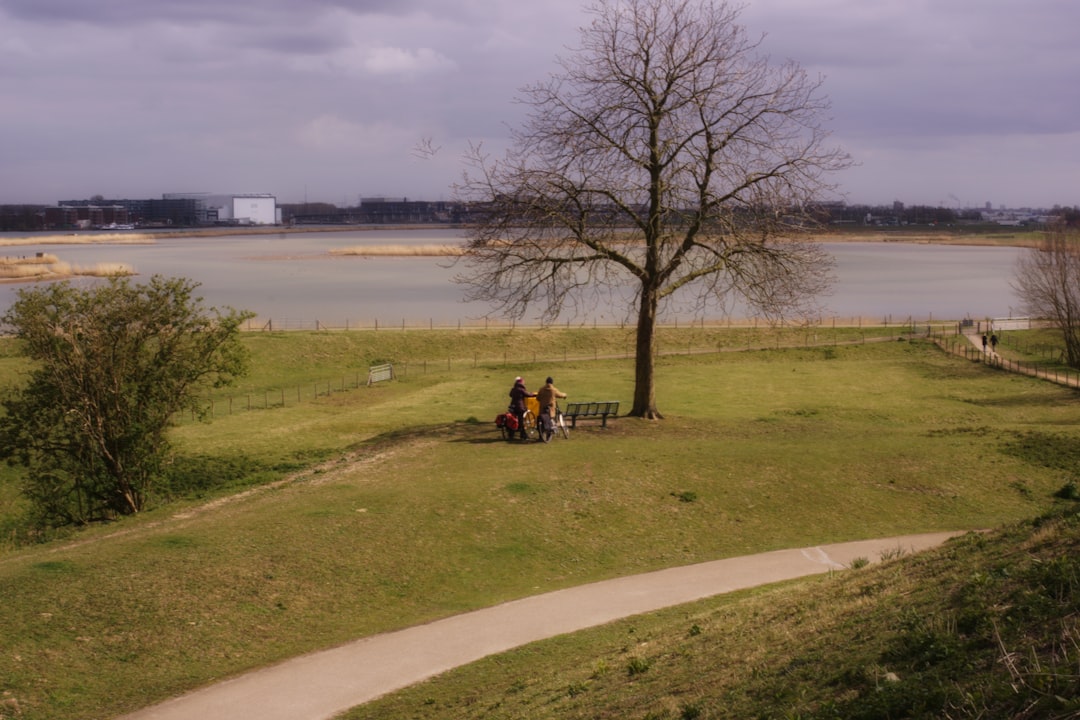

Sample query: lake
[0,229,1026,328]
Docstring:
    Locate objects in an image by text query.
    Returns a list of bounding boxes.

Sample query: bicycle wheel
[539,414,553,443]
[556,411,570,439]
[522,410,539,440]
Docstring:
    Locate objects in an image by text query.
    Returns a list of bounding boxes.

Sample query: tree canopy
[455,0,849,418]
[0,275,252,525]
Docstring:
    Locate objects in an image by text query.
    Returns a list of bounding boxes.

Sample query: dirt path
[956,329,1080,389]
[118,531,962,720]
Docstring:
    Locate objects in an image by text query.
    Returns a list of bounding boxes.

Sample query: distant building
[166,193,279,225]
[47,203,130,229]
[60,197,200,227]
[47,193,279,228]
[355,197,459,224]
[162,193,279,225]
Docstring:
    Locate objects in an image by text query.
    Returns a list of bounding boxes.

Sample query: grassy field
[342,509,1080,719]
[0,328,1078,719]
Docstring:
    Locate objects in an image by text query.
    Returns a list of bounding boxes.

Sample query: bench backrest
[565,401,619,416]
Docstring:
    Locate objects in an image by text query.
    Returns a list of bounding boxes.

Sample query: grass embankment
[0,328,1078,719]
[346,510,1080,720]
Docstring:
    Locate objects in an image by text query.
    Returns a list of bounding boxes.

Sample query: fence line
[930,332,1080,390]
[189,321,1067,423]
[242,314,958,333]
[189,327,928,423]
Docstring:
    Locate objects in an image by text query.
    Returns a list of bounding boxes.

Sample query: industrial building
[44,193,281,229]
[164,193,280,225]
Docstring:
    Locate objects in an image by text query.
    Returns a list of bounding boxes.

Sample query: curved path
[120,532,961,720]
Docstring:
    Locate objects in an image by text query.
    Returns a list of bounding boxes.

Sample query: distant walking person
[982,333,988,352]
[990,333,998,352]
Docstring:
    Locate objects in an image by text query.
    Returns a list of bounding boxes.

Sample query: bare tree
[455,0,849,418]
[1013,223,1080,367]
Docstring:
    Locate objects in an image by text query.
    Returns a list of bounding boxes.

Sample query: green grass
[0,329,1078,719]
[342,509,1080,720]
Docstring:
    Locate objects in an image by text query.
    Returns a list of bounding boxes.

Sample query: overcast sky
[1,0,1077,209]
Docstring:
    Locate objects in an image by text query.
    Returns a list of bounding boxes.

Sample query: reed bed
[0,255,134,280]
[76,262,135,277]
[0,233,155,246]
[1,252,60,265]
[329,243,466,257]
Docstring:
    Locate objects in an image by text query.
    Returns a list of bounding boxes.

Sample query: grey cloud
[0,0,1076,207]
[0,0,419,26]
[235,27,352,56]
[744,0,1080,141]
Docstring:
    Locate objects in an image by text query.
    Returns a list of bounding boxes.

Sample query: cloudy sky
[1,0,1077,209]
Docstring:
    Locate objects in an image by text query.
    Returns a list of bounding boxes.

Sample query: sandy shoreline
[0,233,157,247]
[0,225,447,247]
[0,224,1039,289]
[1,224,1041,249]
[0,227,1034,284]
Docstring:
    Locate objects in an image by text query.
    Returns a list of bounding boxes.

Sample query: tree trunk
[630,287,662,419]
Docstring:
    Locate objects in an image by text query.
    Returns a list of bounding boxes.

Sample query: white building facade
[164,192,280,225]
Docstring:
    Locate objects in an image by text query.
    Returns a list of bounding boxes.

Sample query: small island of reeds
[0,253,134,282]
[329,244,465,257]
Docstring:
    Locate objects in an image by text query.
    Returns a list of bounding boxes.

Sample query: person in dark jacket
[508,376,536,440]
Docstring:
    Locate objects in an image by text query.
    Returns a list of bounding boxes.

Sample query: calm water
[0,229,1025,327]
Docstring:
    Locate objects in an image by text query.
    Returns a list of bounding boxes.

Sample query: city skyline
[1,0,1078,209]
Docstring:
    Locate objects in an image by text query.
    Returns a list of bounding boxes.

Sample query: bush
[0,276,252,524]
[1055,481,1080,501]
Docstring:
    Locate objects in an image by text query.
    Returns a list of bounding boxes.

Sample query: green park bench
[563,401,620,428]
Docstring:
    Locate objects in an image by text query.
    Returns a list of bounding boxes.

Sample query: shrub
[1055,481,1080,501]
[626,656,651,676]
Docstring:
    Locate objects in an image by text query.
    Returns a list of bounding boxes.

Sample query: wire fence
[241,314,956,333]
[189,324,944,423]
[182,319,1071,424]
[931,329,1080,389]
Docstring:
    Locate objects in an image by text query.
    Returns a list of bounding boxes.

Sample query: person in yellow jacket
[535,376,567,435]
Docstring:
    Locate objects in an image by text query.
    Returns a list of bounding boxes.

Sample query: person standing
[508,376,535,441]
[536,376,567,435]
[982,333,988,353]
[990,333,998,353]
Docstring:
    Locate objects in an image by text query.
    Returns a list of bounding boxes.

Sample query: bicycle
[521,408,539,441]
[497,410,514,441]
[538,405,570,443]
[555,405,570,440]
[498,407,538,441]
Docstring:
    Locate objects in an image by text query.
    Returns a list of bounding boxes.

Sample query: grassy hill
[342,508,1080,719]
[0,327,1077,719]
